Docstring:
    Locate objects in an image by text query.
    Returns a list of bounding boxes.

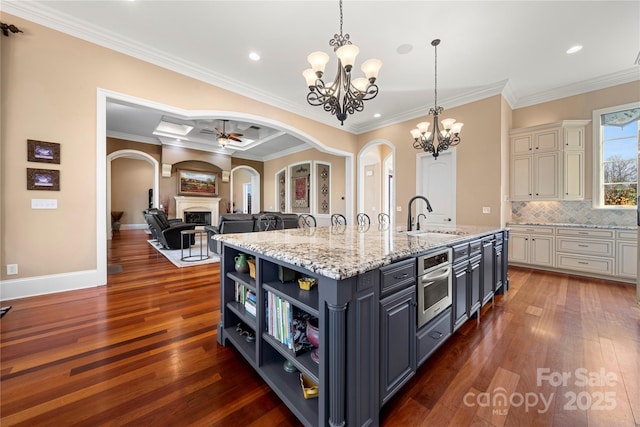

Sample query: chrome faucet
[407,196,433,231]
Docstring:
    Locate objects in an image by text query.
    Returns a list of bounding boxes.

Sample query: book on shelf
[235,282,256,317]
[245,290,257,316]
[265,291,315,356]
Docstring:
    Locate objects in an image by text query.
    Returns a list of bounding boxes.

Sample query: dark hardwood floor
[1,230,638,426]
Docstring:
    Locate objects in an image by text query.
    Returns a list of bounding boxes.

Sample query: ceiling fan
[214,120,243,147]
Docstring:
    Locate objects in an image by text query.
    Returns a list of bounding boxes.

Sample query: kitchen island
[215,224,508,427]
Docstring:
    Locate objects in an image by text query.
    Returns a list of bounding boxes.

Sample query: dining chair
[356,213,371,226]
[298,214,317,228]
[377,212,390,225]
[331,213,347,226]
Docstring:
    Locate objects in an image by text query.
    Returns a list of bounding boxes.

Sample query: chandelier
[411,39,463,159]
[303,0,382,125]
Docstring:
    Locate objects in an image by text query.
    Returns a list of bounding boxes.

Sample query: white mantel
[174,196,220,226]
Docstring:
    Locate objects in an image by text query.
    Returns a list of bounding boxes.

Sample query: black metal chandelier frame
[304,0,380,125]
[412,39,463,159]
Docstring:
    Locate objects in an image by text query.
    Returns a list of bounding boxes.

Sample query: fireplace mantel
[174,196,220,226]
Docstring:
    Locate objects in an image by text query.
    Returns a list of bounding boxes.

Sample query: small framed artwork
[27,168,60,191]
[27,139,60,164]
[221,170,230,183]
[177,169,218,196]
[294,176,309,208]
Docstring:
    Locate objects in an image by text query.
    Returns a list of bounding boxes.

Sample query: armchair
[143,208,183,240]
[144,213,195,250]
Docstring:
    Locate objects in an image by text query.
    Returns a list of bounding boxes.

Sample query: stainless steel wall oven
[417,248,452,328]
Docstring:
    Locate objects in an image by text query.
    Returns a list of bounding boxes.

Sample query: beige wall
[111,158,153,225]
[1,13,355,283]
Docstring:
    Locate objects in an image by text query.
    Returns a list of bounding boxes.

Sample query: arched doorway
[358,140,395,226]
[106,149,159,239]
[230,165,260,214]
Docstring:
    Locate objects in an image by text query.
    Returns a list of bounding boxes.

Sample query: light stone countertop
[507,222,637,230]
[215,224,504,280]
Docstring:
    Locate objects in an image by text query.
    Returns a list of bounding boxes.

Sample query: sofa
[205,212,300,254]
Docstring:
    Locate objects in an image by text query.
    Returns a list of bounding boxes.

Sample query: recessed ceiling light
[374,113,381,118]
[397,44,413,55]
[566,45,583,54]
[249,52,260,61]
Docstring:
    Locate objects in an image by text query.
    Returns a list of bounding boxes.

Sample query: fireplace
[184,211,211,225]
[175,196,220,226]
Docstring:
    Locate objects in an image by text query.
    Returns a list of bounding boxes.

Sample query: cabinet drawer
[452,242,470,263]
[556,237,614,257]
[509,225,555,235]
[616,230,637,241]
[416,309,452,366]
[380,259,415,297]
[556,227,614,239]
[556,254,613,275]
[469,240,482,256]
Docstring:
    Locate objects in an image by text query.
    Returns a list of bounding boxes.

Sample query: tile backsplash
[511,201,636,226]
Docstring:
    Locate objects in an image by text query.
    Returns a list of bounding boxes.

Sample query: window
[593,103,639,208]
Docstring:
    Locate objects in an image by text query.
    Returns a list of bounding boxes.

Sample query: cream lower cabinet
[616,230,638,279]
[509,226,555,267]
[555,227,615,276]
[509,224,636,283]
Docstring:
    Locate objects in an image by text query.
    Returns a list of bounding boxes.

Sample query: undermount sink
[405,228,467,237]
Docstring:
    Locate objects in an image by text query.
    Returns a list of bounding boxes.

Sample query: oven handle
[421,266,451,282]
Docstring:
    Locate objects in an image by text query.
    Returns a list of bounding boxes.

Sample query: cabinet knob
[536,193,539,195]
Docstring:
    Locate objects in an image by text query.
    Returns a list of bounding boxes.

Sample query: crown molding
[513,68,640,109]
[106,131,160,145]
[351,80,509,134]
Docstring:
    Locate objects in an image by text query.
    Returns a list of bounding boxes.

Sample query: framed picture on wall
[27,168,60,191]
[27,139,60,164]
[177,169,218,196]
[294,176,309,207]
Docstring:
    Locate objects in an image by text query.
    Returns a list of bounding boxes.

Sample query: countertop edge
[507,222,637,230]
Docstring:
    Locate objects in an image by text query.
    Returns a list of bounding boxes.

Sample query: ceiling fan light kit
[216,120,243,148]
[303,0,382,125]
[411,39,463,159]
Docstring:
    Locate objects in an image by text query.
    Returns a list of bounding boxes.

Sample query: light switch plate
[32,199,58,209]
[482,207,491,214]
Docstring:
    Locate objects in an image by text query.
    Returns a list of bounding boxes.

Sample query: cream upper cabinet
[533,128,560,152]
[563,150,584,200]
[510,120,589,201]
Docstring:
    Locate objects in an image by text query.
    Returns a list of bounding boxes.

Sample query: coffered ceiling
[4,1,639,160]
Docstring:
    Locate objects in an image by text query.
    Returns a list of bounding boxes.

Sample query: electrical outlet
[396,206,402,212]
[6,264,18,275]
[482,207,491,214]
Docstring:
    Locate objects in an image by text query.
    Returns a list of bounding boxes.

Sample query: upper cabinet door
[511,134,533,155]
[533,128,560,152]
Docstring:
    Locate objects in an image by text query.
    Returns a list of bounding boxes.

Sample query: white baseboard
[120,223,148,230]
[0,270,103,301]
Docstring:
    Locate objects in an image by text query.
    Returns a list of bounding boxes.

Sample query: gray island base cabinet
[215,225,509,426]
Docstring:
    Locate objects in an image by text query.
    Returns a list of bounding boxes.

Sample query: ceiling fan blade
[230,136,242,142]
[215,127,224,134]
[229,133,243,137]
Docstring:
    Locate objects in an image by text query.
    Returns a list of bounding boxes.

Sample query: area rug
[147,239,219,268]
